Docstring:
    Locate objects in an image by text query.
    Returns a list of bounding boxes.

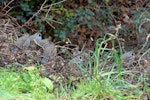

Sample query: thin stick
[21,0,47,27]
[138,48,150,67]
[2,0,14,11]
[55,45,73,51]
[33,39,44,50]
[137,34,150,67]
[138,34,150,55]
[138,18,150,33]
[42,17,55,29]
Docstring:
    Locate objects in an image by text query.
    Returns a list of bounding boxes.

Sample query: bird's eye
[38,33,41,36]
[131,53,133,55]
[79,56,82,59]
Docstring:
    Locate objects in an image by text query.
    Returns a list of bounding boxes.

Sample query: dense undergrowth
[0,0,150,100]
[0,37,148,100]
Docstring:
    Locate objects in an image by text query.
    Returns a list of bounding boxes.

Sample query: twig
[21,0,47,27]
[50,19,63,24]
[2,0,14,11]
[138,34,150,55]
[138,18,150,33]
[43,0,66,9]
[44,0,65,25]
[45,0,66,18]
[42,17,55,29]
[0,52,9,56]
[81,42,86,52]
[138,48,150,67]
[21,0,65,29]
[101,43,108,55]
[33,39,44,50]
[137,34,150,67]
[55,45,73,51]
[25,50,40,56]
[4,20,10,31]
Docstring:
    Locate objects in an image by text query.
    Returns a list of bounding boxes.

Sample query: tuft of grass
[58,35,145,100]
[71,79,135,100]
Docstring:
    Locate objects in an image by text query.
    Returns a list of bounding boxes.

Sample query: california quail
[29,32,42,49]
[14,33,30,49]
[41,43,57,64]
[121,51,135,67]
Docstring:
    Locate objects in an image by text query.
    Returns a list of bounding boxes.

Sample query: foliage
[58,38,144,99]
[54,5,120,39]
[51,5,76,39]
[0,66,54,100]
[3,0,121,40]
[12,0,40,22]
[54,16,76,39]
[71,79,131,100]
[5,0,61,34]
[0,1,149,99]
[0,37,148,99]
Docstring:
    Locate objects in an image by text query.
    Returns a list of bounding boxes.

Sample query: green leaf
[41,78,53,92]
[22,73,31,82]
[17,15,26,22]
[20,28,27,33]
[26,67,36,72]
